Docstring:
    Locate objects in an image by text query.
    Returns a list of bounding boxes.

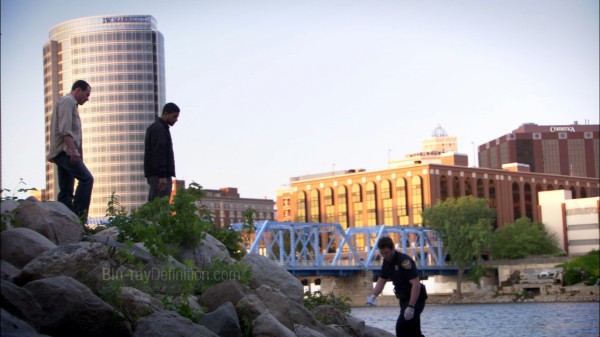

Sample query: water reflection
[351,302,599,337]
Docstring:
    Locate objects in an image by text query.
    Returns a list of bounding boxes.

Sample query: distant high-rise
[43,15,166,218]
[478,123,599,178]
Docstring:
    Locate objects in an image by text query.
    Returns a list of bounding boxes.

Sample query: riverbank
[362,285,599,307]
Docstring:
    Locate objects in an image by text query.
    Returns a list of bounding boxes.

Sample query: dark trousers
[396,299,425,337]
[147,176,172,202]
[53,151,94,219]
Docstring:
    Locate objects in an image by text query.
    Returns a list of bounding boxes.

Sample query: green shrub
[559,250,599,286]
[303,291,351,314]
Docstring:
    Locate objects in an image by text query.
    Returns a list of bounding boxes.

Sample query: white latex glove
[366,295,377,306]
[404,306,415,320]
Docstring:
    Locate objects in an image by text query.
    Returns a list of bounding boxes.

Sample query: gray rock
[92,226,120,242]
[251,311,296,337]
[23,276,131,337]
[0,280,43,330]
[1,228,57,268]
[364,324,396,337]
[1,260,20,281]
[133,310,218,337]
[235,294,268,322]
[14,242,108,286]
[116,287,164,320]
[294,324,329,337]
[198,302,241,337]
[0,308,45,337]
[0,199,19,230]
[177,233,235,269]
[13,200,83,244]
[240,253,304,303]
[199,279,248,311]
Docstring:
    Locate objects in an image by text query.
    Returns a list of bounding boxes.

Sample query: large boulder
[14,242,108,286]
[133,311,218,337]
[116,287,164,320]
[294,324,329,337]
[240,254,303,303]
[254,285,348,337]
[1,227,57,268]
[251,311,296,337]
[364,325,396,337]
[0,308,45,337]
[0,280,43,330]
[199,279,248,312]
[198,302,241,337]
[23,276,131,337]
[235,294,268,323]
[1,260,20,281]
[13,200,83,244]
[176,233,235,268]
[0,199,19,230]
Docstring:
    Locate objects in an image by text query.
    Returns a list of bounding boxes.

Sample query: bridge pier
[318,271,374,307]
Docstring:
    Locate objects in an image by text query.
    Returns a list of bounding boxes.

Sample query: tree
[491,217,561,259]
[422,196,495,298]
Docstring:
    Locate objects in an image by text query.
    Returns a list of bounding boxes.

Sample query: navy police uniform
[380,251,427,337]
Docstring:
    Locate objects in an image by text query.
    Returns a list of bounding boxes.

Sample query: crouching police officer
[367,236,427,337]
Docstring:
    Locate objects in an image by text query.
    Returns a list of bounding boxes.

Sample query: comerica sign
[550,126,576,132]
[103,16,150,24]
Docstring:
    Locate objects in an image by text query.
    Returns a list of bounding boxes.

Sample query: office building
[199,187,275,227]
[276,126,599,248]
[43,15,166,218]
[478,123,599,178]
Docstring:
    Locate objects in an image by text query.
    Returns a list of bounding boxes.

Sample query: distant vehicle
[538,270,555,279]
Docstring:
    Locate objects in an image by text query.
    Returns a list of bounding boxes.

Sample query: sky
[1,0,599,201]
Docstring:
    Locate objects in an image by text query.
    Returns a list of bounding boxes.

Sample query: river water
[351,302,599,337]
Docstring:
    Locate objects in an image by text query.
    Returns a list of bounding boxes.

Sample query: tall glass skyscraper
[43,15,166,218]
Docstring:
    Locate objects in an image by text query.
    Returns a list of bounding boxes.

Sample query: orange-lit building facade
[276,155,599,230]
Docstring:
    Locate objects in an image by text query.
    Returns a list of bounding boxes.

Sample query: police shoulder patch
[401,259,412,269]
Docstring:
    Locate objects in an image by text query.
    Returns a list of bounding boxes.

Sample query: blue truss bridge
[230,221,458,277]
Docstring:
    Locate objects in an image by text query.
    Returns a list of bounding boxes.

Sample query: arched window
[512,182,521,220]
[524,183,532,219]
[297,191,307,222]
[489,179,497,229]
[453,176,461,199]
[396,178,409,225]
[569,186,577,199]
[337,186,348,229]
[477,179,484,198]
[310,190,321,222]
[411,176,423,225]
[440,176,448,200]
[381,180,394,225]
[366,182,378,226]
[580,187,588,198]
[465,177,472,197]
[352,184,363,227]
[324,188,335,223]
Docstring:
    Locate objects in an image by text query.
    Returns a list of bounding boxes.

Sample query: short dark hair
[162,102,180,115]
[377,236,395,250]
[72,80,90,92]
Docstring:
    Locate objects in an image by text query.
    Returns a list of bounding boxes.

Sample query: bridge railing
[230,221,449,273]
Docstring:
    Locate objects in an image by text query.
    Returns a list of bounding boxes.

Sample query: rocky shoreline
[1,199,398,337]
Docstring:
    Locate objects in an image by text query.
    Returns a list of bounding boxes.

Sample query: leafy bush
[303,291,351,314]
[106,182,210,258]
[559,250,599,286]
[491,217,561,259]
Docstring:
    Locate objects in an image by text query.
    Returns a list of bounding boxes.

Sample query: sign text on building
[103,16,149,24]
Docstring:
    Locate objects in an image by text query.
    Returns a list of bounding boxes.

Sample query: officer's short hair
[377,236,395,250]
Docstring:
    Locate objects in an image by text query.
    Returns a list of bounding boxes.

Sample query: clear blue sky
[1,0,599,200]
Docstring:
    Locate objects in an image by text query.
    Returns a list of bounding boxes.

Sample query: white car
[538,270,555,279]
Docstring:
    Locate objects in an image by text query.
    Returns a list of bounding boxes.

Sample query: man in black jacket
[144,102,180,201]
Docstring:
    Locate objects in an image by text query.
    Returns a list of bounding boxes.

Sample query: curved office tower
[43,15,166,219]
